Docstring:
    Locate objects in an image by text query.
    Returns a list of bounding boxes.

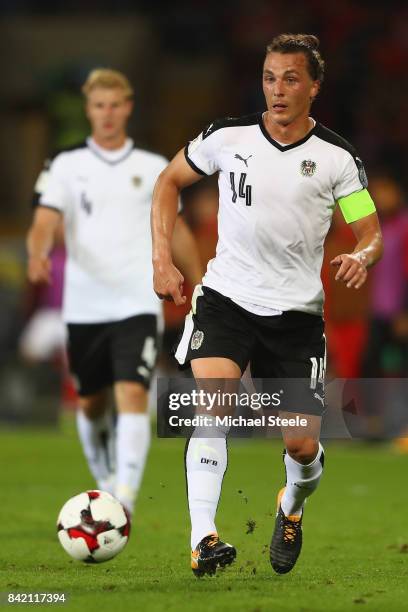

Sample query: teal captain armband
[338,189,376,224]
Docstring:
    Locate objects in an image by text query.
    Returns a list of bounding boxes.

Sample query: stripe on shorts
[175,313,194,365]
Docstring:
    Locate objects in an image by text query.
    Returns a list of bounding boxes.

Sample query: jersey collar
[87,137,134,165]
[257,113,317,152]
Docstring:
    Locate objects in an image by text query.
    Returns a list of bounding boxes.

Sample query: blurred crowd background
[0,0,407,438]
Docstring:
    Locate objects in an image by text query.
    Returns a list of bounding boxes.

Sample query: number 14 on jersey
[230,172,252,206]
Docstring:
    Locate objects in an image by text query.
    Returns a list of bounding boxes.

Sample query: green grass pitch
[1,415,408,611]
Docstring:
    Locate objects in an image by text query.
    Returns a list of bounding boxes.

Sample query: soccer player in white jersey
[27,69,202,515]
[152,34,383,576]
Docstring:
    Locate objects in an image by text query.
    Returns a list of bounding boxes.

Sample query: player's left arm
[171,216,204,288]
[152,148,205,305]
[330,212,383,289]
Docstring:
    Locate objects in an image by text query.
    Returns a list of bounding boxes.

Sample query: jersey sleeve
[184,121,223,176]
[32,161,50,208]
[334,151,376,224]
[36,154,70,213]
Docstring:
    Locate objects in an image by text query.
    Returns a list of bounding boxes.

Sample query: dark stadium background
[0,0,407,433]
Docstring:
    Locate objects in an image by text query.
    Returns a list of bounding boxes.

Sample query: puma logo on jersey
[235,153,252,167]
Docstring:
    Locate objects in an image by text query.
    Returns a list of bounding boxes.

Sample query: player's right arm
[27,152,68,285]
[26,206,61,284]
[151,148,203,305]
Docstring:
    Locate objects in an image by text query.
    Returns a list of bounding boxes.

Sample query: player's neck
[91,132,128,151]
[263,113,314,145]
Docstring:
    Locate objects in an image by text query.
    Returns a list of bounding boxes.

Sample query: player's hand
[153,260,186,306]
[330,253,367,289]
[27,255,52,284]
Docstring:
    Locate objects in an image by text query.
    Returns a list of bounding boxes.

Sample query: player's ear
[310,80,320,102]
[126,99,134,115]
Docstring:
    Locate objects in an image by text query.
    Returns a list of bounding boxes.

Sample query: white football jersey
[36,138,166,323]
[185,113,375,315]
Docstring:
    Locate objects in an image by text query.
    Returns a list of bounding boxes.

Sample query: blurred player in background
[362,174,408,377]
[152,35,383,576]
[361,174,408,441]
[27,69,202,515]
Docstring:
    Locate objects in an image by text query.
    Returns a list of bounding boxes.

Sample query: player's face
[86,88,133,141]
[262,52,320,126]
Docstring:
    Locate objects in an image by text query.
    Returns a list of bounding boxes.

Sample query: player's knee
[285,438,319,464]
[115,381,148,413]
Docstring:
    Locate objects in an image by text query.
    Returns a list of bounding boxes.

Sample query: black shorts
[174,287,326,415]
[67,314,158,396]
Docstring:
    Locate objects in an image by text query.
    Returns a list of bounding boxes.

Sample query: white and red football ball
[57,490,130,563]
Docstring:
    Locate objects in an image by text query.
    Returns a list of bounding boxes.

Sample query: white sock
[186,420,228,550]
[76,409,116,494]
[115,413,151,514]
[280,443,324,517]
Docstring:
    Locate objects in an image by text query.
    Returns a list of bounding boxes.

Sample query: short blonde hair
[82,68,134,99]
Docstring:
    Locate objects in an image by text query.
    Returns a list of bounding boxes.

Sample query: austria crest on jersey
[300,159,317,177]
